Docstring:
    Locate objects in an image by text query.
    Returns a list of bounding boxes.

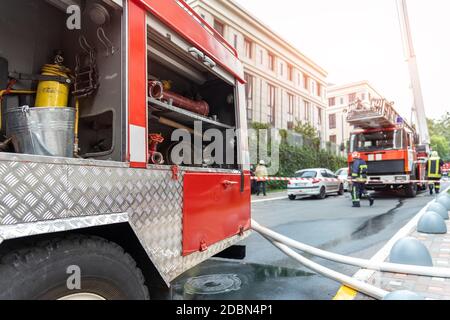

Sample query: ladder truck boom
[347,98,410,130]
[396,0,430,147]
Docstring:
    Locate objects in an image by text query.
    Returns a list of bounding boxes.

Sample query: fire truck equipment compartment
[0,0,124,161]
[182,172,251,256]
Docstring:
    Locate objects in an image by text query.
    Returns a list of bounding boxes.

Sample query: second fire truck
[347,98,427,197]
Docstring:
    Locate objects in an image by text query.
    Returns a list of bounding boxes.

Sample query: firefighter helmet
[352,152,361,159]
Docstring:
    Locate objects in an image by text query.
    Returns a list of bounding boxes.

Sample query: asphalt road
[172,182,449,300]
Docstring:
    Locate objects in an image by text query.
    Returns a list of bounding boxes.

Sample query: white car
[288,168,345,200]
[335,167,350,192]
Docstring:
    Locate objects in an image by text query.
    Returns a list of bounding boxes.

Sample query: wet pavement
[171,188,440,300]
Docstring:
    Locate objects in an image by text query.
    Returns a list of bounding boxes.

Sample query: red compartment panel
[182,172,251,256]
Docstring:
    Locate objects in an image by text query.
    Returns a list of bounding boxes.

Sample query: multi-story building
[326,81,385,150]
[187,0,328,139]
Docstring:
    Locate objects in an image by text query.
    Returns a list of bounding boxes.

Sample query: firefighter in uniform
[351,152,374,208]
[427,151,444,195]
[255,160,268,197]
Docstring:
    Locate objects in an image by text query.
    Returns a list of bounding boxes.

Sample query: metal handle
[223,180,238,189]
[203,55,216,68]
[188,47,205,60]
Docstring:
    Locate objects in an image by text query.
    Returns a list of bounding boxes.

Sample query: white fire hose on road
[252,219,450,299]
[252,220,450,278]
[265,237,388,299]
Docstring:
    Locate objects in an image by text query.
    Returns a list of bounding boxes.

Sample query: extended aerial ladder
[396,0,430,151]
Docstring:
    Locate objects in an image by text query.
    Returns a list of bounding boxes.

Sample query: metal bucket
[6,106,75,158]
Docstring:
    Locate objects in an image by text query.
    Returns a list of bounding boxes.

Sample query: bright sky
[234,0,450,120]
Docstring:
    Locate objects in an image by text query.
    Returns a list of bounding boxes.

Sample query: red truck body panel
[182,172,251,256]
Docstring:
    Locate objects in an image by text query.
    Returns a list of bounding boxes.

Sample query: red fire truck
[347,98,427,197]
[0,0,251,299]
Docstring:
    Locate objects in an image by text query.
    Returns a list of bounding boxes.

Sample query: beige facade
[187,0,328,139]
[326,81,385,150]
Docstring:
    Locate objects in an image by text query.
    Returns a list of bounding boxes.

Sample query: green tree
[430,135,450,161]
[428,113,450,161]
[293,121,320,150]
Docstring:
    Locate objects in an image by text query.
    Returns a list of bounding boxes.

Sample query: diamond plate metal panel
[0,213,128,243]
[0,161,70,225]
[0,154,249,283]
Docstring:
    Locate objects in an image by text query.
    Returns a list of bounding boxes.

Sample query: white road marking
[252,196,287,203]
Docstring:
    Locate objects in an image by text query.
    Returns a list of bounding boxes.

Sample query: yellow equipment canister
[35,63,71,108]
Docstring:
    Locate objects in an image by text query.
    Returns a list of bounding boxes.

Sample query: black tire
[0,235,150,300]
[316,186,326,200]
[289,195,296,200]
[405,183,417,198]
[337,184,345,196]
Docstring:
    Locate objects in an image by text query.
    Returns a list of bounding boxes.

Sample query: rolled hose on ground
[252,219,450,278]
[264,236,388,299]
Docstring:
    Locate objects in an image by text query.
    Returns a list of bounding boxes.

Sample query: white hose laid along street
[252,219,450,278]
[264,236,388,299]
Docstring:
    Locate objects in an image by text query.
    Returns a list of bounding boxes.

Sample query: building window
[303,74,309,90]
[304,100,310,121]
[233,34,238,49]
[317,83,322,97]
[317,107,322,125]
[361,93,366,100]
[329,135,337,144]
[298,73,302,86]
[279,62,284,76]
[349,93,357,103]
[288,65,293,82]
[288,94,294,123]
[311,80,316,95]
[268,84,276,125]
[213,19,225,37]
[244,38,253,59]
[329,113,336,129]
[329,97,336,106]
[259,50,264,65]
[268,53,275,71]
[340,97,344,105]
[244,73,254,121]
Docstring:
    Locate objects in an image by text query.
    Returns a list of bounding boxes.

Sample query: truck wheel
[405,183,417,198]
[0,235,150,300]
[288,195,296,200]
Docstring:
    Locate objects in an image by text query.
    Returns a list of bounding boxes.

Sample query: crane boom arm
[396,0,430,146]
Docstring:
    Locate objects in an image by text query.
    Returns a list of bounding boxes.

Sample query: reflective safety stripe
[352,186,360,201]
[428,158,441,179]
